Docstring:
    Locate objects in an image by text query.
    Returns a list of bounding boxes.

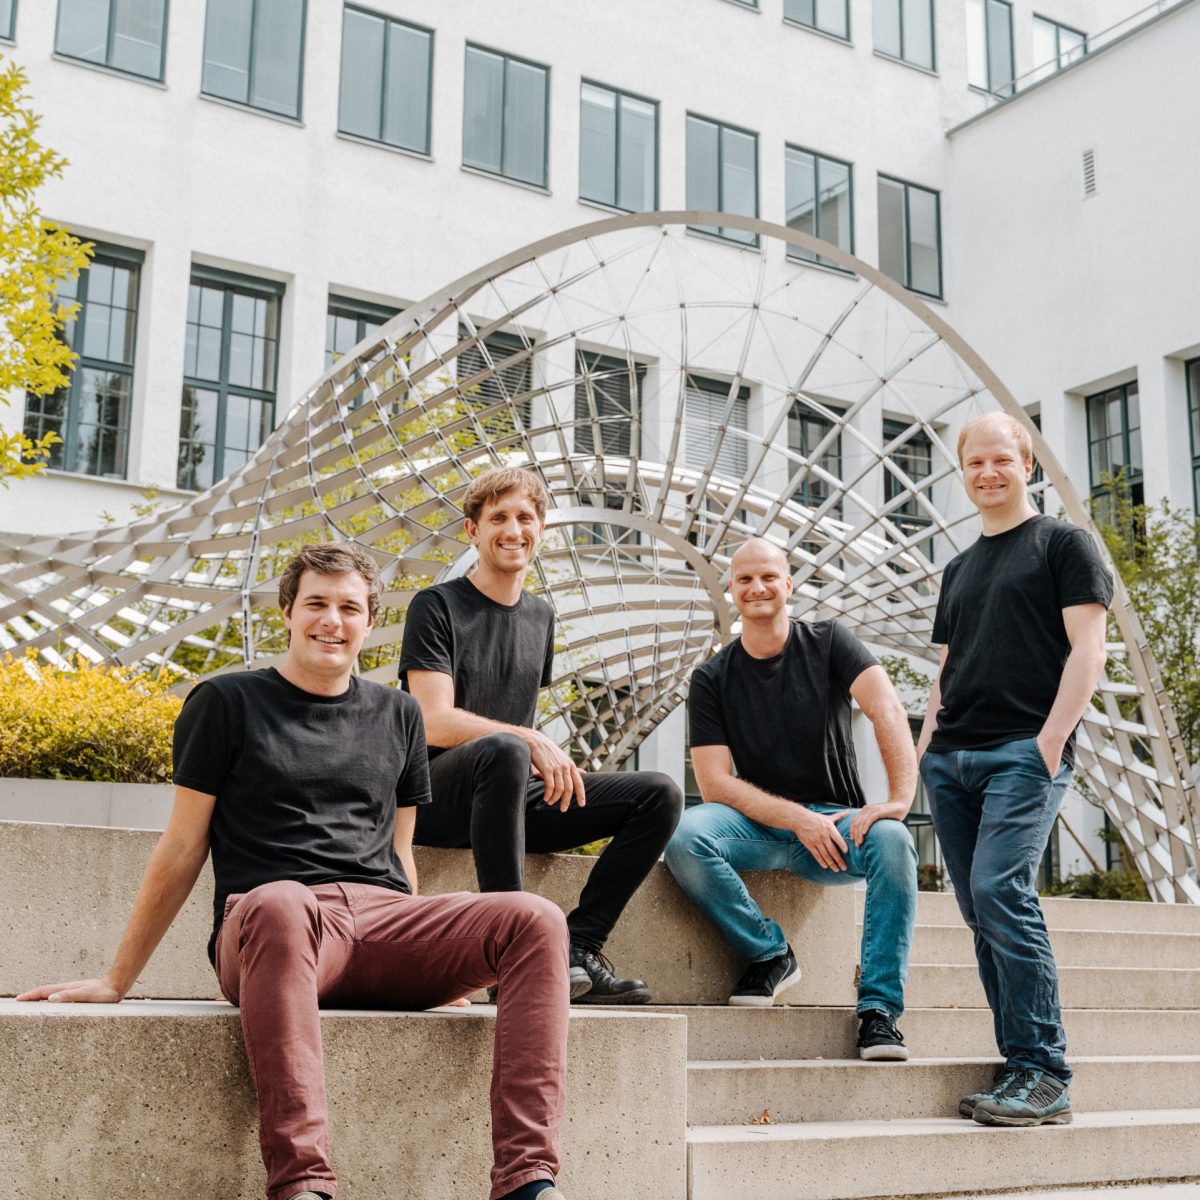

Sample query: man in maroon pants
[19,542,571,1200]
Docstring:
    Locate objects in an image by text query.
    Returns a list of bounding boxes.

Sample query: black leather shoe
[569,944,652,1004]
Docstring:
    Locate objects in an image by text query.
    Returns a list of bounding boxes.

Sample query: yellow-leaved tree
[0,57,92,484]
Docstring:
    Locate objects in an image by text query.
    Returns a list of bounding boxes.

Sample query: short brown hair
[956,412,1034,467]
[278,542,382,621]
[462,466,548,524]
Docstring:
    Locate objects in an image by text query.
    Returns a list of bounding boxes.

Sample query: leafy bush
[0,652,180,782]
[917,863,944,892]
[1041,869,1149,902]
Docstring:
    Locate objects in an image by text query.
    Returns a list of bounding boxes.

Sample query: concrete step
[887,890,1200,935]
[907,963,1200,1010]
[0,998,685,1200]
[687,1054,1200,1125]
[686,1109,1200,1200]
[905,923,1200,969]
[0,820,857,1006]
[649,1005,1200,1062]
[924,1186,1200,1199]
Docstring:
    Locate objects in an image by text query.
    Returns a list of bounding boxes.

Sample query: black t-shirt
[173,668,431,962]
[929,515,1113,764]
[398,575,555,753]
[688,619,878,808]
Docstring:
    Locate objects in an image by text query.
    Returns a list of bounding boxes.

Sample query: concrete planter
[0,776,172,829]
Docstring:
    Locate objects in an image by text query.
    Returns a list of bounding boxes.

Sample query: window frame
[54,0,170,82]
[24,241,143,480]
[785,143,855,269]
[456,324,535,434]
[337,5,433,156]
[574,349,646,458]
[1188,358,1200,514]
[0,0,17,42]
[788,397,844,514]
[1085,380,1143,509]
[177,264,283,492]
[877,173,943,299]
[684,371,751,477]
[578,78,660,214]
[882,416,934,538]
[1033,13,1086,74]
[201,0,308,121]
[326,293,399,371]
[782,0,850,43]
[462,42,550,190]
[874,0,936,71]
[966,0,1014,96]
[685,112,760,248]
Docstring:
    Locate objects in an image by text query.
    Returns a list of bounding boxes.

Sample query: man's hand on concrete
[792,808,849,872]
[526,729,587,812]
[16,977,124,1004]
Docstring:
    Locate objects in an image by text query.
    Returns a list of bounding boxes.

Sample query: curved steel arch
[1,212,1195,901]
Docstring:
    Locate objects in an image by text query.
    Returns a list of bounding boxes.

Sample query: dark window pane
[874,0,902,57]
[250,0,304,117]
[463,46,504,174]
[907,185,940,295]
[111,0,166,78]
[685,374,749,477]
[56,0,109,64]
[786,147,817,251]
[574,352,643,456]
[685,116,720,225]
[503,58,547,186]
[580,83,617,207]
[617,95,656,212]
[0,0,14,38]
[721,127,757,242]
[819,158,852,254]
[338,7,384,139]
[203,0,253,103]
[382,21,431,152]
[901,0,934,68]
[817,0,849,38]
[877,177,906,283]
[986,0,1014,94]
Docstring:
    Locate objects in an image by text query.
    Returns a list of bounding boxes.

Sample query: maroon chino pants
[214,881,569,1200]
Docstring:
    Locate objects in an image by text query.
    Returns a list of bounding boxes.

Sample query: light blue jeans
[920,737,1072,1083]
[664,802,918,1017]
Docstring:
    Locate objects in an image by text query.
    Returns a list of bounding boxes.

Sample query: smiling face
[465,487,545,579]
[959,416,1033,519]
[282,568,374,688]
[728,539,793,623]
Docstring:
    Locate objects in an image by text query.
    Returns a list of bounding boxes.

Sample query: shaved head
[730,538,789,572]
[957,412,1033,467]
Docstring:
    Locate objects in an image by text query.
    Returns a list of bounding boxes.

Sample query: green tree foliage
[0,58,92,483]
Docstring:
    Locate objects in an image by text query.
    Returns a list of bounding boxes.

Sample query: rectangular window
[338,7,431,155]
[202,0,305,119]
[1029,411,1045,512]
[685,373,750,477]
[788,397,843,513]
[785,145,853,267]
[1086,382,1143,516]
[579,82,657,213]
[463,44,548,188]
[24,243,142,479]
[874,0,935,70]
[575,351,644,457]
[56,0,168,80]
[178,267,281,491]
[966,0,1013,95]
[1032,14,1085,83]
[877,174,942,298]
[326,295,398,370]
[0,1,14,41]
[686,114,758,247]
[883,417,933,540]
[457,326,533,436]
[1189,359,1200,513]
[783,0,849,41]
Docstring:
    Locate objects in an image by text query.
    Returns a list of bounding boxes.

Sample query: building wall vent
[1082,148,1097,196]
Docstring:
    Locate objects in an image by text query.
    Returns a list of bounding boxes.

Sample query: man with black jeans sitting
[400,466,683,1003]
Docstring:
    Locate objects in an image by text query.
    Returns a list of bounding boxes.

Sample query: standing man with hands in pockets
[917,411,1112,1128]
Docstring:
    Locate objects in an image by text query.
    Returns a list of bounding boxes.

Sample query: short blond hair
[462,466,548,523]
[957,412,1033,467]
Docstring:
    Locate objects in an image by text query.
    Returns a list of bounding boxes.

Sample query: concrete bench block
[0,999,687,1200]
[2,821,857,1006]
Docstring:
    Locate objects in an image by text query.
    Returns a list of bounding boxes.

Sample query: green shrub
[0,652,180,783]
[917,863,945,892]
[1041,869,1149,902]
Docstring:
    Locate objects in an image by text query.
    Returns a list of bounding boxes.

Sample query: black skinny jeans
[416,732,683,950]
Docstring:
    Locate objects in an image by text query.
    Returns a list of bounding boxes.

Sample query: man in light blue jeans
[665,539,918,1060]
[917,413,1112,1127]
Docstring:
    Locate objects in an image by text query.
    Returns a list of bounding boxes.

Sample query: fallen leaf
[750,1108,773,1125]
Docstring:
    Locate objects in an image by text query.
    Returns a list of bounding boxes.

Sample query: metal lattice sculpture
[1,213,1196,902]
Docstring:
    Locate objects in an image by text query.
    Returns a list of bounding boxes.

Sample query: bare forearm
[423,705,533,750]
[701,773,802,832]
[873,702,918,813]
[106,835,209,995]
[916,673,943,759]
[1041,644,1107,743]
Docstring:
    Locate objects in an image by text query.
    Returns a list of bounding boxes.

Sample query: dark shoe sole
[728,961,802,1007]
[958,1097,980,1118]
[972,1107,1073,1127]
[572,986,652,1005]
[859,1042,910,1061]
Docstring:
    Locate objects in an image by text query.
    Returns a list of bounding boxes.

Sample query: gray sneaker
[958,1064,1019,1117]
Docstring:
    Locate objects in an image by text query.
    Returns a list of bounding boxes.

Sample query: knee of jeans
[476,731,532,780]
[864,819,918,876]
[970,873,1031,937]
[506,891,568,941]
[238,880,320,937]
[665,806,721,870]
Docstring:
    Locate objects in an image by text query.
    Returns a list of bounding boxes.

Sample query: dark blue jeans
[920,737,1072,1083]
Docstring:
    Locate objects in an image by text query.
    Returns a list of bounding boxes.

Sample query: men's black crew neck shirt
[398,575,555,753]
[928,514,1113,765]
[688,618,878,808]
[172,667,431,962]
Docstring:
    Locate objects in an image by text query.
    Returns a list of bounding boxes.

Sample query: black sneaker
[959,1064,1019,1118]
[728,946,802,1007]
[856,1009,909,1060]
[569,945,651,1004]
[972,1067,1072,1126]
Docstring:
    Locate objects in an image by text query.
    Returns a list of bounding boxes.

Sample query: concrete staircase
[677,889,1200,1200]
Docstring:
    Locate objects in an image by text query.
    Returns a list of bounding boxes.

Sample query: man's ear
[464,516,479,543]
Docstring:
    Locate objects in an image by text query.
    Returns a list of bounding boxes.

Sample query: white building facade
[1,0,1196,883]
